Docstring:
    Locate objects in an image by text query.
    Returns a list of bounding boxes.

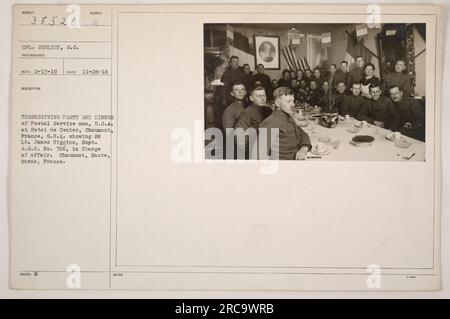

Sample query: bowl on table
[351,135,375,147]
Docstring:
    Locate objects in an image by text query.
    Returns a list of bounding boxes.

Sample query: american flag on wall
[282,33,313,72]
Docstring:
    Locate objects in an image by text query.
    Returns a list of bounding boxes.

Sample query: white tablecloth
[301,117,425,161]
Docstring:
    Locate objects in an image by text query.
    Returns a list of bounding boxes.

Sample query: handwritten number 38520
[30,16,67,26]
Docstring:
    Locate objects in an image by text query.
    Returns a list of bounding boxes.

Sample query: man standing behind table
[259,87,312,160]
[389,85,425,140]
[357,84,399,129]
[335,61,349,91]
[242,63,254,92]
[221,55,246,105]
[327,64,338,89]
[347,56,364,89]
[253,64,272,96]
[383,59,413,97]
[235,87,273,158]
[341,82,365,118]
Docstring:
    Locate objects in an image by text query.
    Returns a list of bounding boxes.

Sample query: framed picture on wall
[254,35,280,70]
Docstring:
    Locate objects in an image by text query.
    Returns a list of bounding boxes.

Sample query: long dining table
[296,115,425,161]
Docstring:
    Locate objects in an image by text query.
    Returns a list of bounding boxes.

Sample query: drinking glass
[307,119,317,132]
[298,115,309,128]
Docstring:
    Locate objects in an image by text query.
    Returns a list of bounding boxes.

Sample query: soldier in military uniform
[258,87,312,160]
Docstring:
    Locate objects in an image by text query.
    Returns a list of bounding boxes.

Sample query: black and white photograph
[204,23,427,161]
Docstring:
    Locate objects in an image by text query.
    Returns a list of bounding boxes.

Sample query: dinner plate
[347,127,360,134]
[395,140,412,149]
[311,148,332,156]
[318,136,332,143]
[354,122,371,128]
[385,133,405,142]
[311,144,332,155]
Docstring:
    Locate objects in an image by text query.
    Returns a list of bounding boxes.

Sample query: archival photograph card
[9,4,442,291]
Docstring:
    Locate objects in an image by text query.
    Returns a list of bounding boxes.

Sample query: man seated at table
[341,82,364,118]
[222,81,247,159]
[334,81,348,114]
[235,86,273,158]
[222,81,247,130]
[258,87,312,160]
[389,85,425,140]
[357,84,399,129]
[383,59,413,97]
[312,67,324,87]
[307,80,323,106]
[295,79,309,103]
[304,69,313,84]
[236,86,272,130]
[267,79,279,101]
[298,79,309,92]
[278,69,291,87]
[290,78,299,94]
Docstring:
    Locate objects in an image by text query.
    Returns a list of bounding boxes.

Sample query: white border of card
[9,4,442,291]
